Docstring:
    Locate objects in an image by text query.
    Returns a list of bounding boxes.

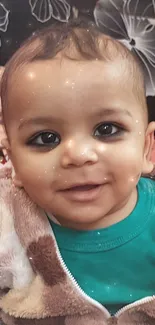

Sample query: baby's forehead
[6,58,144,121]
[8,59,144,119]
[10,55,134,93]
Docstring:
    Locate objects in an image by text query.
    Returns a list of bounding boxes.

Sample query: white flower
[29,0,70,23]
[0,3,10,47]
[94,0,155,96]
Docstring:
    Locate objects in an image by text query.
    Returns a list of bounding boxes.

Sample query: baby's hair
[0,18,147,123]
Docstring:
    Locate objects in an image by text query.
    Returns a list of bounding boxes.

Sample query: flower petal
[95,0,124,12]
[133,48,155,96]
[121,6,155,96]
[50,0,70,22]
[124,0,155,19]
[29,0,51,23]
[29,0,70,23]
[0,3,9,32]
[94,0,128,39]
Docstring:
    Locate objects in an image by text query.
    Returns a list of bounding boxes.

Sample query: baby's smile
[59,182,104,202]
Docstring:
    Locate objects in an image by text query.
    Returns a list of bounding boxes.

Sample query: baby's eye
[94,123,122,139]
[28,131,60,147]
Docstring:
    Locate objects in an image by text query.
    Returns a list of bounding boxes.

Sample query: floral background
[0,0,155,121]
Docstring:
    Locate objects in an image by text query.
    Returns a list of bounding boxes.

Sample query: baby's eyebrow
[18,116,64,130]
[93,108,133,119]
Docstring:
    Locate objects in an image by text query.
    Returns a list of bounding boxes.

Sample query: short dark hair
[0,18,147,123]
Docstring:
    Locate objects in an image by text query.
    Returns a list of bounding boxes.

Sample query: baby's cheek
[23,166,54,185]
[109,145,143,182]
[117,155,142,178]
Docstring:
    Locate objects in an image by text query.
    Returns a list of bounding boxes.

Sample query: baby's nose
[60,138,98,168]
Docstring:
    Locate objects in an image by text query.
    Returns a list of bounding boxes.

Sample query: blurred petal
[95,0,124,12]
[124,0,155,19]
[121,8,155,96]
[133,48,155,96]
[29,0,70,23]
[94,0,155,96]
[94,0,128,39]
[50,0,70,22]
[148,18,155,24]
[0,3,9,32]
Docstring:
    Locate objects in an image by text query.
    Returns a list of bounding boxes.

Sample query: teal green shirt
[50,177,155,315]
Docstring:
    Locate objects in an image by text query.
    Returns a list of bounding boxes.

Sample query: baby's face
[5,58,154,229]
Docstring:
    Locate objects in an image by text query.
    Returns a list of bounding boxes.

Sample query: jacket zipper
[50,227,110,317]
[50,224,155,319]
[115,296,155,317]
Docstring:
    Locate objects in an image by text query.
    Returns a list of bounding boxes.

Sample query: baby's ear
[142,122,155,175]
[1,138,23,188]
[151,138,155,164]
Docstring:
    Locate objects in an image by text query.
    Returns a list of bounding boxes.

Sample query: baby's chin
[49,209,106,230]
[50,211,112,230]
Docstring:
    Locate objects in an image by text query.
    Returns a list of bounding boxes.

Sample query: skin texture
[3,57,155,230]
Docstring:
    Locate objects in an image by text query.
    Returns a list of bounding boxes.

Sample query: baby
[0,19,155,325]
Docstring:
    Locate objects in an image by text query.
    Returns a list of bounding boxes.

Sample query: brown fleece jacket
[0,167,155,325]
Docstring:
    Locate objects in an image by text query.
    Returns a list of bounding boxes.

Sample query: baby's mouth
[60,183,103,202]
[66,184,100,191]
